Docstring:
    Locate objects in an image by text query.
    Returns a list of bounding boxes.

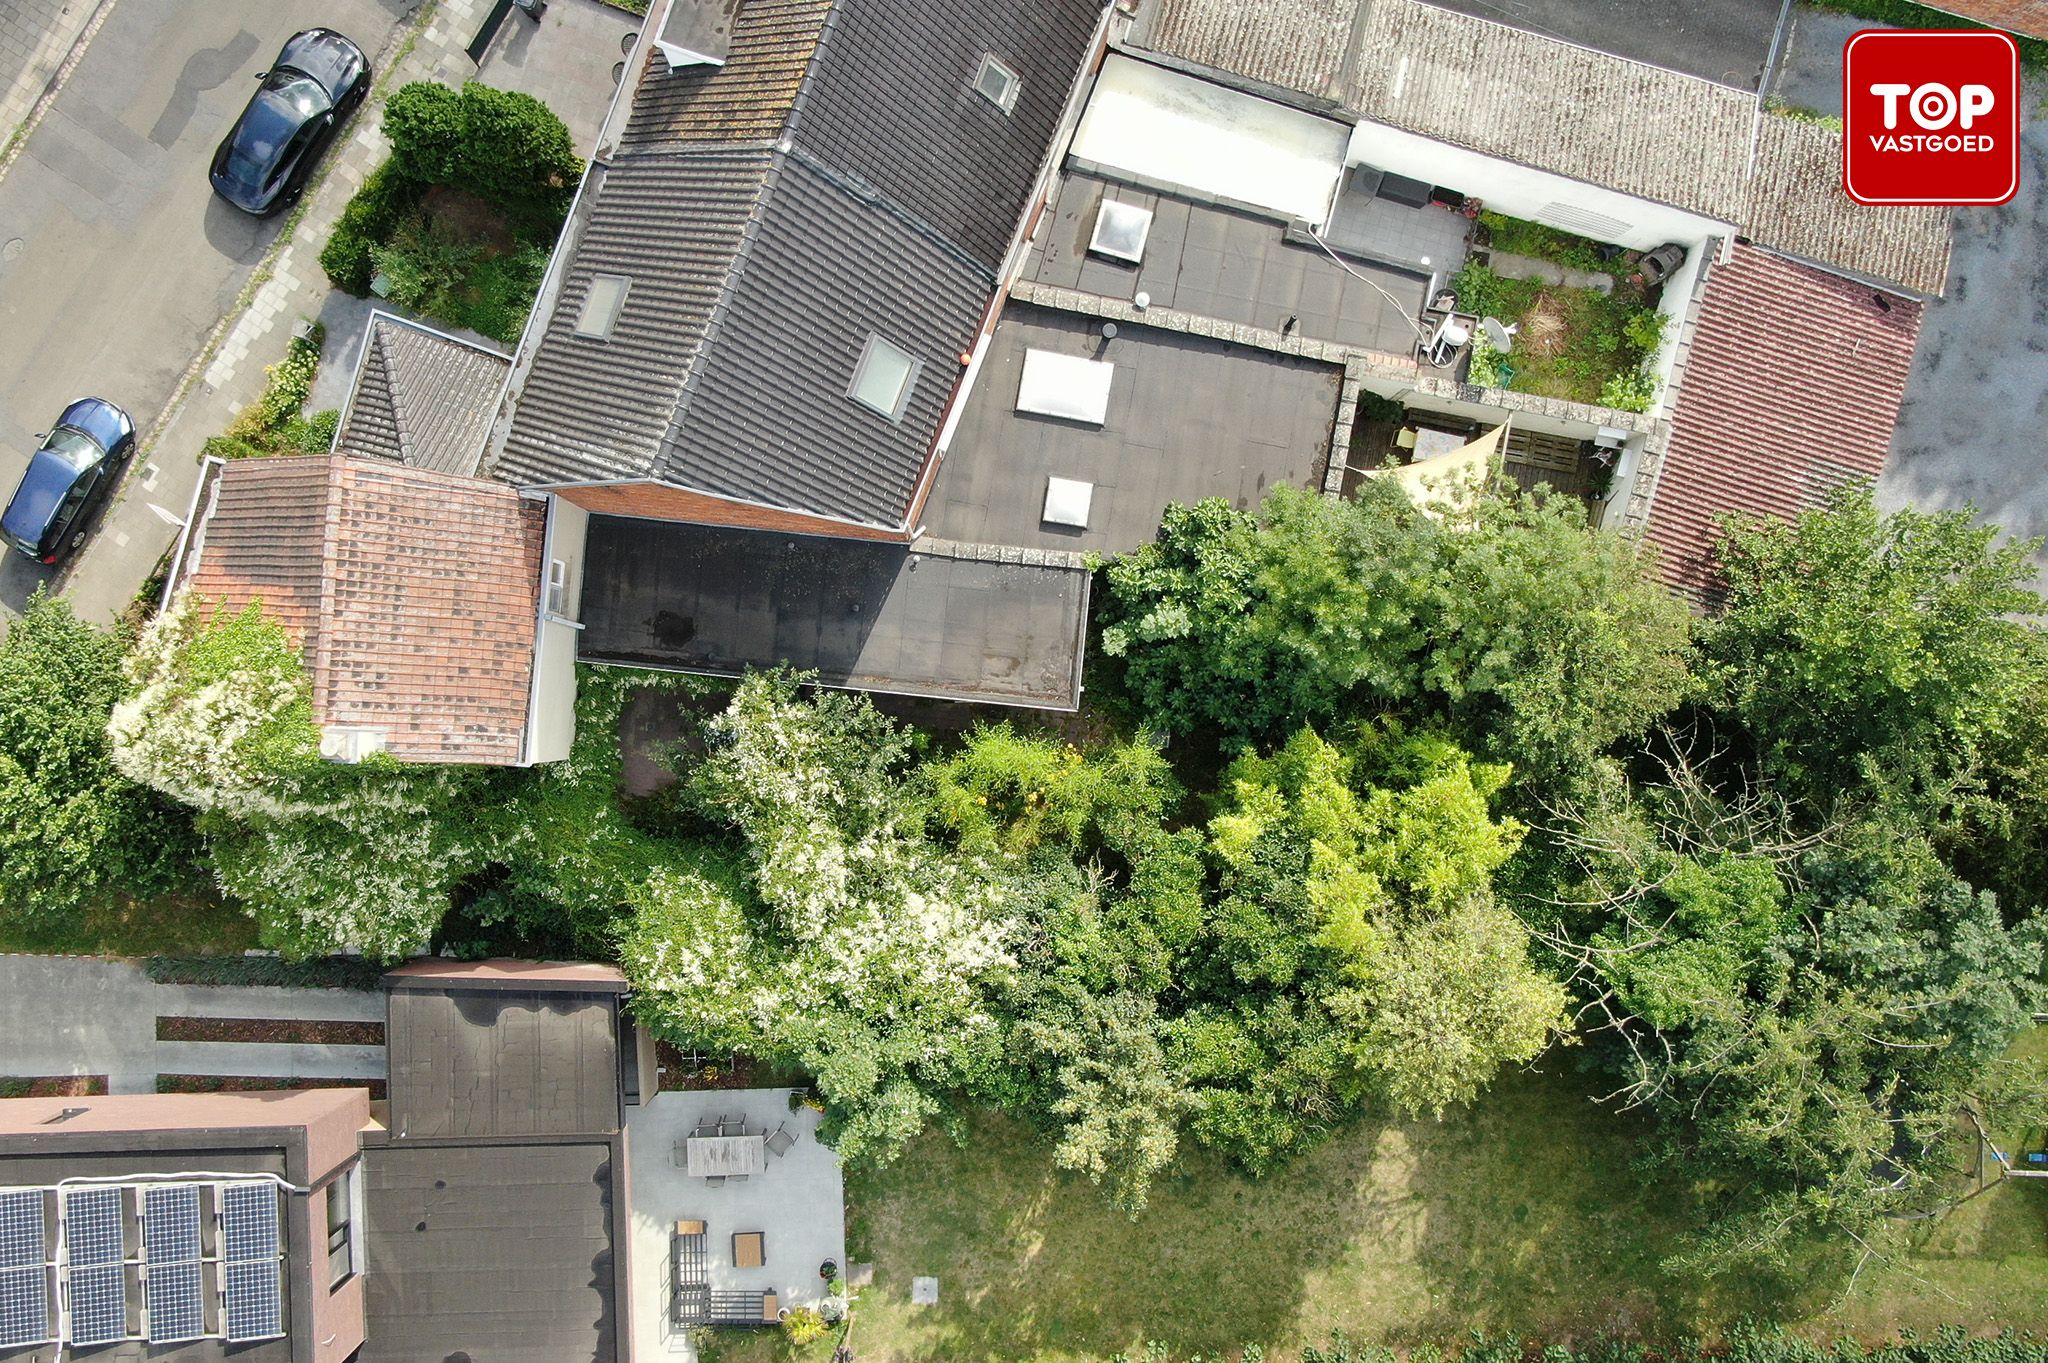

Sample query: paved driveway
[1876,73,2048,595]
[0,0,415,617]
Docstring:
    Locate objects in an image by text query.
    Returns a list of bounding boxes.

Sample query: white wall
[1359,372,1615,439]
[1072,54,1349,223]
[1344,119,1731,252]
[525,496,588,766]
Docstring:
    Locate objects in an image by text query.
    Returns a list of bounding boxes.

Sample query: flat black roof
[385,988,620,1141]
[576,516,1092,710]
[360,1142,618,1363]
[919,304,1340,554]
[1024,169,1434,357]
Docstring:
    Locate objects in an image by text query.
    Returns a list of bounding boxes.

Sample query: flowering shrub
[625,671,1017,1164]
[108,596,324,819]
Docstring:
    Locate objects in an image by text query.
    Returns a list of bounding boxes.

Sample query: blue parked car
[0,398,134,564]
[209,29,371,215]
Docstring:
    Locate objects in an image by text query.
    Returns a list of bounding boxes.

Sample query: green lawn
[708,1066,2048,1363]
[0,889,257,957]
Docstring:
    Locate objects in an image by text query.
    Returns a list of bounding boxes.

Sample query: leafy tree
[1538,756,2047,1275]
[1197,726,1567,1141]
[1096,483,1689,795]
[1703,482,2044,805]
[0,591,195,922]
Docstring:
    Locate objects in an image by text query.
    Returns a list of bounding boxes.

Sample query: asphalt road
[0,0,414,617]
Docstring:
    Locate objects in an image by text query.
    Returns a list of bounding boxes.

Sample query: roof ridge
[373,321,416,465]
[308,456,348,733]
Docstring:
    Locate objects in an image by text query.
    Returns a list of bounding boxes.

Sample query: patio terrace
[625,1088,845,1360]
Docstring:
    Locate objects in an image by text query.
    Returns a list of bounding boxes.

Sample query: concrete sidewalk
[0,0,108,155]
[0,954,384,1094]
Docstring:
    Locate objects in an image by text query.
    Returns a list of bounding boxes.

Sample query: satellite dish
[1481,317,1517,353]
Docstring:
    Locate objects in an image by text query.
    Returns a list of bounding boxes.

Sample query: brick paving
[0,0,105,152]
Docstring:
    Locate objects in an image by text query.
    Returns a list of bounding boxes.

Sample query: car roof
[1,449,83,544]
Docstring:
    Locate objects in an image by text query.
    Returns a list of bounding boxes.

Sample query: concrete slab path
[0,953,384,1094]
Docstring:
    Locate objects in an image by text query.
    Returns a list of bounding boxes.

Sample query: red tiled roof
[1644,242,1923,603]
[188,455,544,765]
[1926,0,2048,41]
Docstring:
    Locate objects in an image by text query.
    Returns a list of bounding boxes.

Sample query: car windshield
[222,76,327,189]
[43,427,100,469]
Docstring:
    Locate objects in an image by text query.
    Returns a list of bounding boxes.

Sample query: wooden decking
[1500,427,1596,500]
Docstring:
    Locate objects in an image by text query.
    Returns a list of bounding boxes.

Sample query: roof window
[974,54,1020,114]
[1089,200,1154,264]
[574,274,632,339]
[847,335,921,421]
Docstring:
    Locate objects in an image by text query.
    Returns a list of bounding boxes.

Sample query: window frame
[973,54,1021,114]
[325,1167,359,1291]
[845,334,922,423]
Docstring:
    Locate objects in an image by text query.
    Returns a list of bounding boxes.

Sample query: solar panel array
[144,1185,206,1343]
[0,1179,296,1348]
[0,1189,50,1347]
[221,1183,283,1342]
[63,1187,126,1346]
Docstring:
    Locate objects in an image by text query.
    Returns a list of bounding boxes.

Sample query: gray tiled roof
[1124,0,1953,296]
[494,0,1106,526]
[337,314,509,475]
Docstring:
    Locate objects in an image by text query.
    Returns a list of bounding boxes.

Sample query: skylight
[848,335,921,421]
[574,274,631,339]
[975,54,1020,114]
[1089,200,1155,264]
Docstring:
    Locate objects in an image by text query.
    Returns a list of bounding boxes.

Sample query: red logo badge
[1843,29,2019,206]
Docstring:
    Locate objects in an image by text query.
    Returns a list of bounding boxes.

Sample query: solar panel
[143,1186,205,1344]
[67,1263,126,1345]
[222,1183,282,1342]
[221,1184,278,1264]
[142,1186,201,1264]
[0,1191,45,1269]
[0,1266,50,1346]
[63,1188,123,1268]
[63,1187,128,1345]
[145,1260,205,1343]
[223,1260,282,1341]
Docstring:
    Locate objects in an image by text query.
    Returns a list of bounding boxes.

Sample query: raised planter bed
[0,1075,107,1098]
[156,1016,385,1046]
[155,1074,387,1100]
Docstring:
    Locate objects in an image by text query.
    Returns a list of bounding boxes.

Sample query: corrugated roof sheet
[188,455,544,765]
[618,0,832,151]
[337,315,509,475]
[1349,0,1754,219]
[495,0,1106,526]
[1645,243,1923,602]
[1125,0,1953,296]
[1743,116,1954,295]
[1134,0,1361,102]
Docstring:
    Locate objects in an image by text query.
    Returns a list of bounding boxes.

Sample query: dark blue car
[0,398,134,564]
[209,29,370,215]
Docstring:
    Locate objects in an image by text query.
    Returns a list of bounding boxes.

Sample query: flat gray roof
[1026,169,1432,356]
[361,1142,617,1363]
[385,988,620,1141]
[919,303,1340,554]
[576,517,1091,711]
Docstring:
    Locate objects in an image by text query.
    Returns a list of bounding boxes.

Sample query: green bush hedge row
[144,954,386,991]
